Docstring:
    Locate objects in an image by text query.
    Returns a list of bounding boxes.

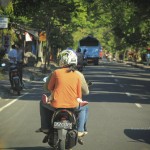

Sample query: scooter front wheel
[17,90,20,96]
[13,78,21,96]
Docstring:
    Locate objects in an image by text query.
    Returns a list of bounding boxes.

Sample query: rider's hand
[47,99,52,104]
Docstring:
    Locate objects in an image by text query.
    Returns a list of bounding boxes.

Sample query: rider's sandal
[84,131,88,135]
[78,132,85,137]
[42,135,49,143]
[78,138,84,145]
[35,128,49,133]
[35,128,42,133]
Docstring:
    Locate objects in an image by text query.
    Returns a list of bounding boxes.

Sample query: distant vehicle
[78,35,102,65]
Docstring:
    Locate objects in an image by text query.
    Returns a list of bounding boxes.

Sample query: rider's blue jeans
[39,100,89,132]
[77,105,89,132]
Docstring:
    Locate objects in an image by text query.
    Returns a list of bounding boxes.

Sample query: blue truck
[78,35,102,65]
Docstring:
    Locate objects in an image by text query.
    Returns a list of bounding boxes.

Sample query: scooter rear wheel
[58,129,67,150]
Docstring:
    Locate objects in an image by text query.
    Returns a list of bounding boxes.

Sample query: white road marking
[0,92,29,112]
[135,103,142,108]
[0,99,18,112]
[126,92,131,96]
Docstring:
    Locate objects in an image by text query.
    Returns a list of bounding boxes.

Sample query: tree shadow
[1,62,150,105]
[83,63,150,104]
[124,128,150,144]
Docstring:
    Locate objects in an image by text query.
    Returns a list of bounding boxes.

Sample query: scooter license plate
[54,122,72,129]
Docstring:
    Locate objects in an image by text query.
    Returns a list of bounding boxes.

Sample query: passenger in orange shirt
[38,50,89,137]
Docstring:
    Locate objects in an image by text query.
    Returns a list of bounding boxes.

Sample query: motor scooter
[44,108,78,150]
[40,76,93,149]
[9,64,22,95]
[40,77,79,150]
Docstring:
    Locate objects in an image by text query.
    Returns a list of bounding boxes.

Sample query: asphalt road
[0,61,150,150]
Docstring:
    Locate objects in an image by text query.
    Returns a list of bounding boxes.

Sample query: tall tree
[12,0,81,60]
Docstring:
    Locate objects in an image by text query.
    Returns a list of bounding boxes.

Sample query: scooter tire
[13,78,21,96]
[59,138,65,150]
[58,129,67,150]
[17,91,20,96]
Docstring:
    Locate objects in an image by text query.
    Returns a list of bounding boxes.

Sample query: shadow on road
[124,129,150,144]
[84,63,150,104]
[0,146,53,150]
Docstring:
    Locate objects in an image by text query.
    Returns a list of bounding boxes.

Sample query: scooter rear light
[61,116,67,121]
[61,109,67,112]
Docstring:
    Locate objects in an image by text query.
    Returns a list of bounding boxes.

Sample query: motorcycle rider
[8,44,23,89]
[37,49,89,137]
[16,44,24,86]
[76,48,84,71]
[8,44,18,89]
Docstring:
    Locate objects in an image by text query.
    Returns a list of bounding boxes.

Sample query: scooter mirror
[43,76,48,82]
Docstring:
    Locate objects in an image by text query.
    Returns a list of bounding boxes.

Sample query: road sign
[0,17,8,29]
[39,32,46,41]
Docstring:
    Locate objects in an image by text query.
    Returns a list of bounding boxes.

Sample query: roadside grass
[0,72,7,80]
[0,73,5,80]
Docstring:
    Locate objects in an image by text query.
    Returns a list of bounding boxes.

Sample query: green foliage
[1,0,150,62]
[0,1,17,49]
[93,0,150,57]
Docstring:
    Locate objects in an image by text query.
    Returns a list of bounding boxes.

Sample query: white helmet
[59,50,77,67]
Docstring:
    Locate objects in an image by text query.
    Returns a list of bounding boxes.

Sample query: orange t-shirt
[48,68,82,108]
